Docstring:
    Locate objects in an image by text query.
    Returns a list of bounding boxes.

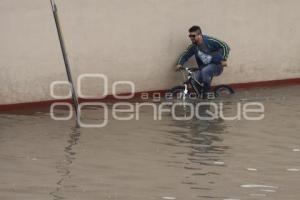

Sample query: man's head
[188,25,203,44]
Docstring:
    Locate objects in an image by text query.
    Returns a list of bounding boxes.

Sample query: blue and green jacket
[177,35,230,67]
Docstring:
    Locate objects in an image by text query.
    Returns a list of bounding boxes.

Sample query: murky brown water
[0,85,300,200]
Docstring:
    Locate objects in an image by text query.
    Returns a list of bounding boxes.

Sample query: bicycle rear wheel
[214,85,235,98]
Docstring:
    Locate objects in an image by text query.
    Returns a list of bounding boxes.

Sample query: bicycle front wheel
[167,85,186,100]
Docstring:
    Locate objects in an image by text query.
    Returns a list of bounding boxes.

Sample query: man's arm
[177,44,194,66]
[206,36,230,64]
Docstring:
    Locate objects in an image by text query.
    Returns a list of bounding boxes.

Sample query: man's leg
[197,64,223,93]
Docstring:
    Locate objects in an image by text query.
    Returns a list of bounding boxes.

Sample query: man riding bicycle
[176,25,230,98]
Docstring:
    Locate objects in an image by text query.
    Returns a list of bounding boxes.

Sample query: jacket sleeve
[177,44,194,65]
[207,36,230,63]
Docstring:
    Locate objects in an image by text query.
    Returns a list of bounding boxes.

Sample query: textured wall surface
[1,0,300,104]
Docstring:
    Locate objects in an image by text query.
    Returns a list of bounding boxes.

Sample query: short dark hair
[189,25,202,35]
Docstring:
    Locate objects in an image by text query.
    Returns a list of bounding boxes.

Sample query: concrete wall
[1,0,300,104]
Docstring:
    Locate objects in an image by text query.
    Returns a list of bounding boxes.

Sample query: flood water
[0,85,300,200]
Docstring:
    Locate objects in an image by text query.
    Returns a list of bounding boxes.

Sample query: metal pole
[50,0,79,117]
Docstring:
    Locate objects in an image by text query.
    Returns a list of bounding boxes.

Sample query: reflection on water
[50,126,81,200]
[161,108,230,199]
[0,85,300,200]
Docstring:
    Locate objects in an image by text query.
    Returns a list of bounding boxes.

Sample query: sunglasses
[189,34,198,38]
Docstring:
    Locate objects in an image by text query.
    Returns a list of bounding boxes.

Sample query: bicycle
[167,66,234,101]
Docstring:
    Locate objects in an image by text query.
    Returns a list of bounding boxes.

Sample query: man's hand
[221,60,227,67]
[175,64,183,71]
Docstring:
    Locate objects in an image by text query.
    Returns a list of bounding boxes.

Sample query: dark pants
[194,64,223,93]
